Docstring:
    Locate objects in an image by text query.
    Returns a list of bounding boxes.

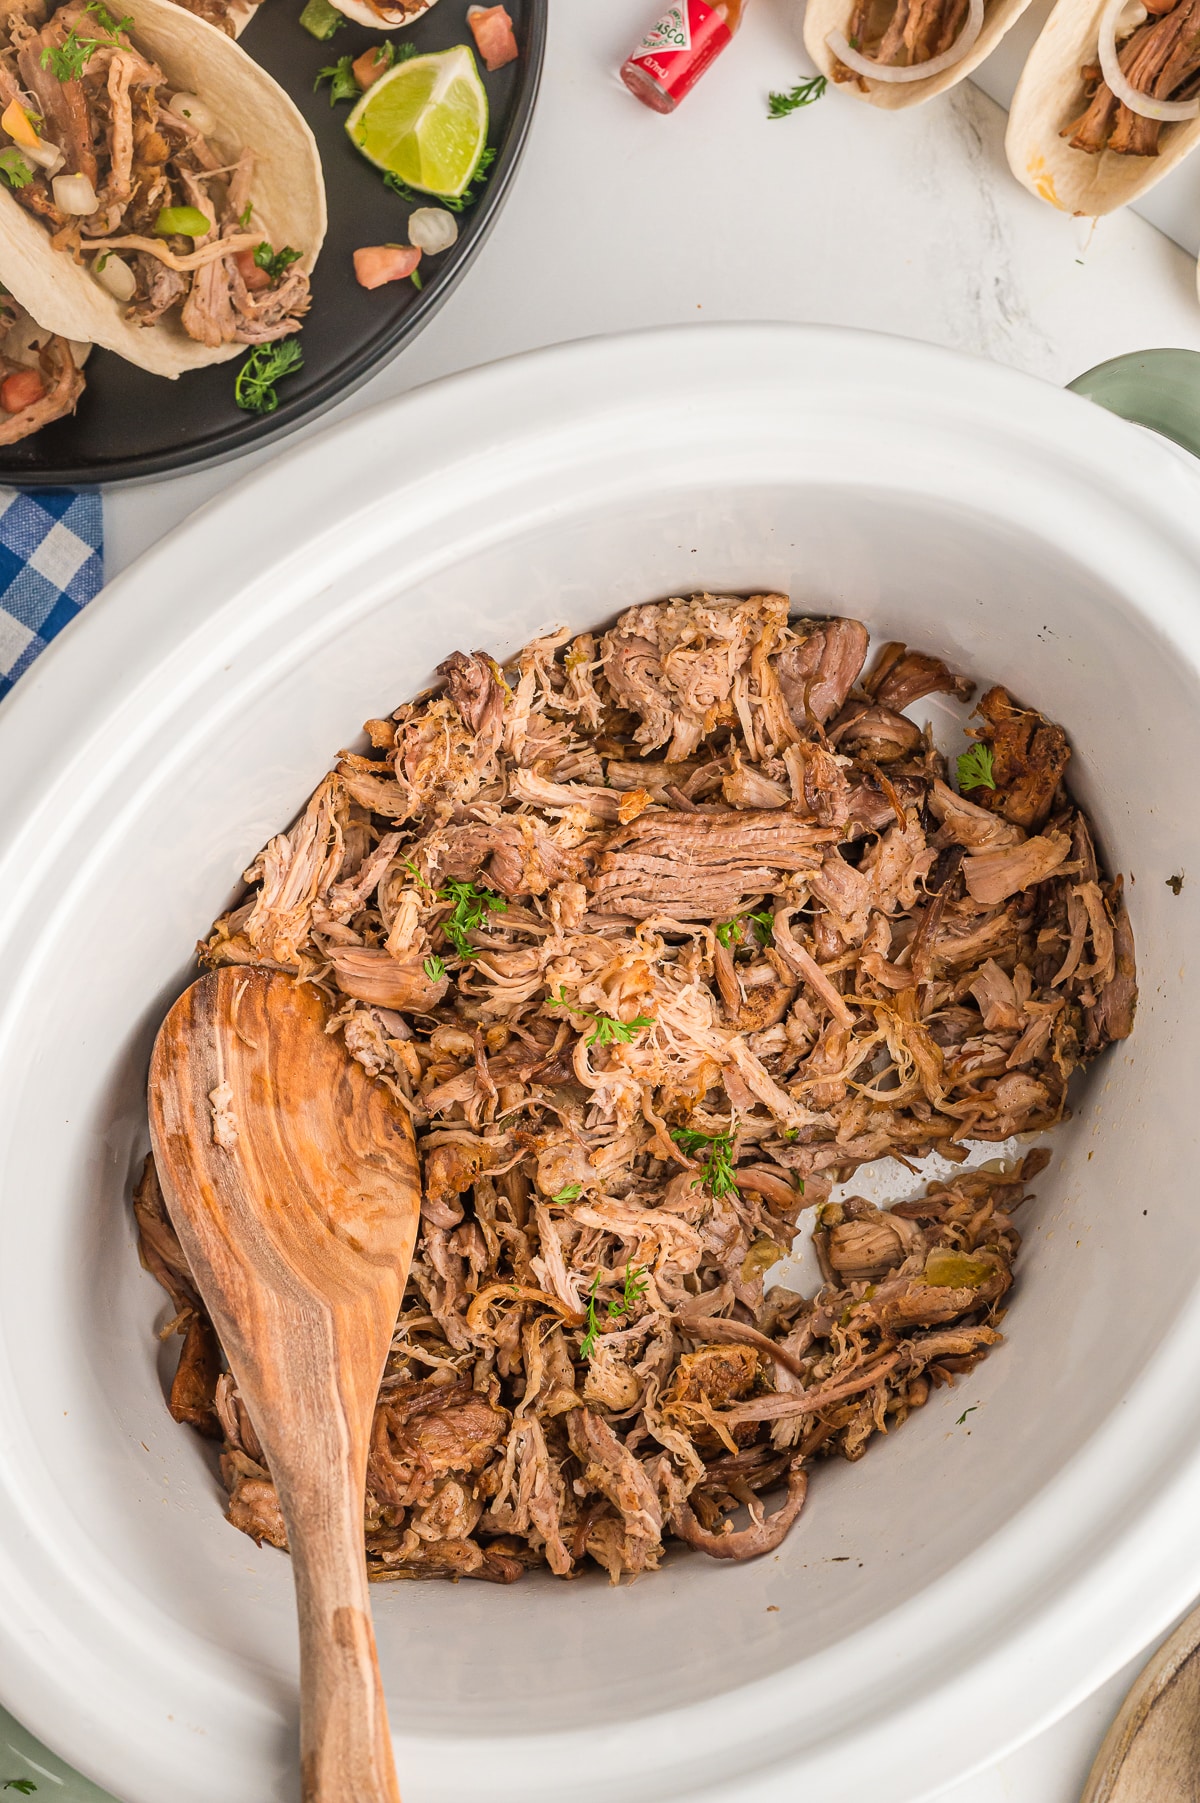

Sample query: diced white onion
[92,253,137,302]
[407,207,458,253]
[168,91,216,134]
[4,314,51,367]
[827,0,984,82]
[24,139,63,173]
[52,172,98,214]
[1097,0,1199,120]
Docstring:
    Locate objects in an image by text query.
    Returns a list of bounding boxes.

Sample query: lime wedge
[346,45,488,199]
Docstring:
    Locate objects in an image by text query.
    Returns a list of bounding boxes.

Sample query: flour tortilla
[1005,0,1200,213]
[802,0,1034,107]
[0,0,327,377]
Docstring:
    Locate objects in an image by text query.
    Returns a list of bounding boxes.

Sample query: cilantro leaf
[40,2,130,80]
[0,149,32,189]
[956,742,996,792]
[551,1183,582,1203]
[253,242,302,282]
[3,1784,38,1795]
[314,53,359,104]
[717,909,773,950]
[422,955,445,982]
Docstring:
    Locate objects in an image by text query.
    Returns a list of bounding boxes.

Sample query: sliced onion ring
[827,0,984,82]
[1097,0,1199,120]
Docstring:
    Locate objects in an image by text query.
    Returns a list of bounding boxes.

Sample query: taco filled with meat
[0,289,85,440]
[803,0,1033,105]
[1005,0,1200,212]
[0,0,326,378]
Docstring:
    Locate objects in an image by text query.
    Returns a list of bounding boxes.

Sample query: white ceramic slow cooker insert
[0,325,1198,1803]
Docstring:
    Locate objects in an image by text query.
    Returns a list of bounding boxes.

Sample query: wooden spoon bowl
[148,965,422,1802]
[1081,1603,1200,1803]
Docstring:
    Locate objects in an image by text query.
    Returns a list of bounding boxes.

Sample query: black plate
[0,0,546,486]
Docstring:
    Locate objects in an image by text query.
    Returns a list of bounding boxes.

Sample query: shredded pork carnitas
[834,0,973,79]
[0,0,310,346]
[1065,0,1200,155]
[137,593,1137,1583]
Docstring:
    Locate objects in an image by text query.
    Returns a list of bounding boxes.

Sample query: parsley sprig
[234,339,303,414]
[767,74,828,117]
[422,955,445,982]
[41,1,130,80]
[551,1182,583,1203]
[253,242,302,283]
[579,1263,648,1360]
[440,878,507,959]
[716,908,774,950]
[400,863,506,960]
[548,985,655,1047]
[671,1125,740,1200]
[956,742,996,792]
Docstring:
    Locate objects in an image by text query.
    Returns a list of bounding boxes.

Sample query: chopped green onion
[153,204,210,238]
[299,0,344,38]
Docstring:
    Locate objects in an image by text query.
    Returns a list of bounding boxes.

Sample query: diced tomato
[0,368,44,414]
[352,45,390,88]
[234,248,272,293]
[353,244,421,290]
[467,4,518,71]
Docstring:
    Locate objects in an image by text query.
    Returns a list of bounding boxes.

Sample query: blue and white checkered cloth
[0,487,103,701]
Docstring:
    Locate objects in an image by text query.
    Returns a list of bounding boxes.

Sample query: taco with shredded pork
[803,0,1033,106]
[1006,0,1200,212]
[0,0,326,378]
[0,289,85,440]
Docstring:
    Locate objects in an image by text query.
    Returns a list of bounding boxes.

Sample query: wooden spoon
[148,965,421,1803]
[1080,1603,1200,1802]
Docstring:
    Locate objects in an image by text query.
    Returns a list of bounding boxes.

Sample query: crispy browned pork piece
[1064,0,1200,156]
[141,593,1136,1582]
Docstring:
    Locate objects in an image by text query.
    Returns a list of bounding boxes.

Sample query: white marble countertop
[86,2,1200,1799]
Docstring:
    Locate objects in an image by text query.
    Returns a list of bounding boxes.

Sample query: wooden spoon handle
[287,1478,401,1803]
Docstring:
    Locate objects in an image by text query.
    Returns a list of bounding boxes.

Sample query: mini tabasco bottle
[620,0,747,113]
